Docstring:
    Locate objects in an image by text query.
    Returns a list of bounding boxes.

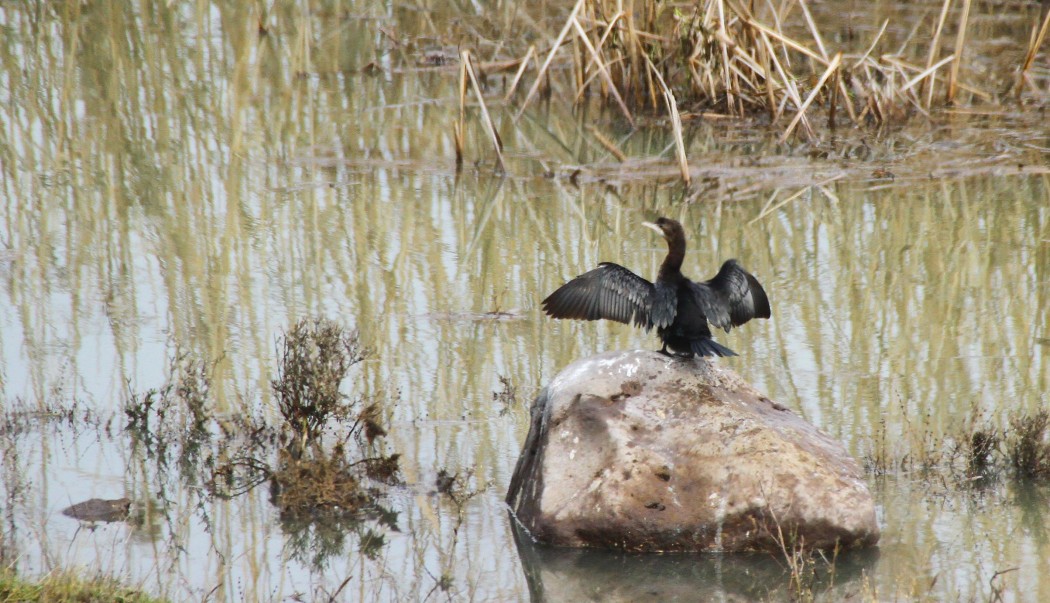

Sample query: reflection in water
[511,516,879,602]
[0,1,1048,601]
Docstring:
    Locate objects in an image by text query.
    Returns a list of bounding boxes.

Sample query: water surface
[1,2,1049,601]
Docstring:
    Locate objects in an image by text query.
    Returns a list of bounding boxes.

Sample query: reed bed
[507,0,999,137]
[446,0,1050,178]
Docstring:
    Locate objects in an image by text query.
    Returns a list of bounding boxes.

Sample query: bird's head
[642,217,683,241]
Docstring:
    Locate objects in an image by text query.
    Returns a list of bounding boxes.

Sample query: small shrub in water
[967,428,1000,474]
[272,318,367,442]
[1007,410,1050,479]
[266,318,400,554]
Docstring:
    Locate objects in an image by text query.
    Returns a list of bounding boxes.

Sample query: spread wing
[541,262,655,329]
[685,259,771,332]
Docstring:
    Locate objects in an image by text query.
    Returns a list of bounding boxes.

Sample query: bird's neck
[658,238,685,279]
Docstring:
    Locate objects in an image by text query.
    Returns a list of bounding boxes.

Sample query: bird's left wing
[685,259,771,332]
[541,262,654,329]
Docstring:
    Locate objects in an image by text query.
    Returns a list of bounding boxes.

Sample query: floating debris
[61,498,131,523]
[423,309,524,322]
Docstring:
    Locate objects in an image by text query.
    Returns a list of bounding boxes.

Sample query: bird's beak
[642,221,663,237]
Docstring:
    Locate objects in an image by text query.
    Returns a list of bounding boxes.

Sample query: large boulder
[506,350,879,553]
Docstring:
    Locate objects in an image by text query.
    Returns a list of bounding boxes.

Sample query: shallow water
[1,2,1049,601]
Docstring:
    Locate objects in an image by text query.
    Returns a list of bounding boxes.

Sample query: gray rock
[506,350,879,553]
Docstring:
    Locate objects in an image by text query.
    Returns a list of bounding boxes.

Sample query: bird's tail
[691,338,738,358]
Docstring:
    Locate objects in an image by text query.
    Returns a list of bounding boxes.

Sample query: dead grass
[434,0,1050,168]
[271,446,371,521]
[518,0,970,134]
[864,404,1050,485]
[480,0,1037,154]
[445,0,1040,180]
[765,505,845,603]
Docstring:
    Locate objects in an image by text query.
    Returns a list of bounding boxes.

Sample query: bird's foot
[655,346,694,360]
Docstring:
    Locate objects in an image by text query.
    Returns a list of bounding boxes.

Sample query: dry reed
[646,56,690,183]
[461,50,506,172]
[1018,8,1050,98]
[450,0,1029,181]
[946,0,973,104]
[510,0,980,142]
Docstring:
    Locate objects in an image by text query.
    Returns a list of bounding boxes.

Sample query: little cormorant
[541,217,771,358]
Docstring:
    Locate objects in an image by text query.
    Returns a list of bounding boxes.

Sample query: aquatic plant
[494,374,518,417]
[120,319,401,569]
[272,318,368,443]
[864,404,1050,485]
[966,427,1001,474]
[1007,409,1050,479]
[261,319,401,569]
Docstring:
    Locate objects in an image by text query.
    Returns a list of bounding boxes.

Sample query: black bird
[541,217,771,358]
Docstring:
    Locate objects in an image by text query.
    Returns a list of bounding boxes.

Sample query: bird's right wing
[541,262,655,329]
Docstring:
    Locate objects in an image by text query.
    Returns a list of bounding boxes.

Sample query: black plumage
[542,217,771,358]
